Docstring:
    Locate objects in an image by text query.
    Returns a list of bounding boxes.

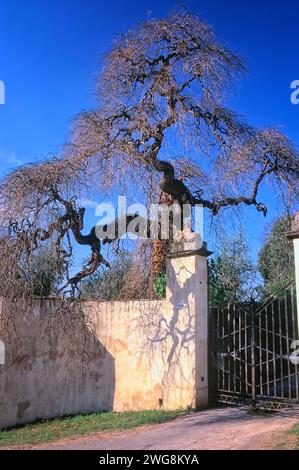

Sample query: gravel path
[23,407,298,450]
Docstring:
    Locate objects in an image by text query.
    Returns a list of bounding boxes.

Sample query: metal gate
[211,282,299,410]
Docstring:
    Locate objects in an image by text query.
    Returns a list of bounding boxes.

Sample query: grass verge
[0,408,188,448]
[285,422,299,450]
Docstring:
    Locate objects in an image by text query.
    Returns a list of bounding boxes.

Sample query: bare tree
[0,9,298,302]
[70,10,298,286]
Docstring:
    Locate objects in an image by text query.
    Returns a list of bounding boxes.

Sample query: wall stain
[17,400,31,419]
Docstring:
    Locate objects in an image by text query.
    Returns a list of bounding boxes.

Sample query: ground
[0,409,185,448]
[7,407,299,450]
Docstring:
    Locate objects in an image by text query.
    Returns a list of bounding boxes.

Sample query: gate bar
[250,301,256,405]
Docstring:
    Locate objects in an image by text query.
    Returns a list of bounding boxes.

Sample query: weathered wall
[0,250,209,429]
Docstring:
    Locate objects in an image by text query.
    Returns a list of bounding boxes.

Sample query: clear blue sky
[0,0,298,263]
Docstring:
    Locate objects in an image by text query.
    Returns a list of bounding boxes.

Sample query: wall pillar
[287,212,299,324]
[166,240,212,409]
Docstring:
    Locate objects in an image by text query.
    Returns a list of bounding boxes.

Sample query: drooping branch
[33,190,161,291]
[1,9,298,301]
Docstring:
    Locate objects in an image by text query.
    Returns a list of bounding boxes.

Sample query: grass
[285,422,299,450]
[274,422,299,450]
[0,408,188,448]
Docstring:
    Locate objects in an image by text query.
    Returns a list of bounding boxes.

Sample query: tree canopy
[259,215,295,295]
[0,9,298,300]
[209,231,258,305]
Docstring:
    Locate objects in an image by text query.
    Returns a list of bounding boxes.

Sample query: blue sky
[0,0,298,264]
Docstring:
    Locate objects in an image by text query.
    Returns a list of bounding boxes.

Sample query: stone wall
[0,250,209,429]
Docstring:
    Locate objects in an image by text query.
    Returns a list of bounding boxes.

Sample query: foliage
[0,242,66,299]
[79,242,153,300]
[80,250,132,300]
[0,409,188,448]
[28,245,66,297]
[209,231,258,305]
[258,216,295,296]
[153,273,167,298]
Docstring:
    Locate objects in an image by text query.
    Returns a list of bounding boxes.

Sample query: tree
[259,216,295,295]
[0,9,298,302]
[209,231,258,305]
[80,246,156,300]
[80,249,132,300]
[0,242,66,298]
[27,245,66,297]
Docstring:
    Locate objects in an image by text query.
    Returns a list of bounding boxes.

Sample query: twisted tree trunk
[148,190,174,298]
[148,239,169,298]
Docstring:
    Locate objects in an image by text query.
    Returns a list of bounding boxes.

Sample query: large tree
[0,9,298,300]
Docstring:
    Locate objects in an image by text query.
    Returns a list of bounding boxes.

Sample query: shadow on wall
[138,259,198,408]
[0,250,208,426]
[0,298,115,429]
[166,260,196,366]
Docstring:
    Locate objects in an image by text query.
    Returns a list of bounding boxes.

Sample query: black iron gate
[211,282,299,410]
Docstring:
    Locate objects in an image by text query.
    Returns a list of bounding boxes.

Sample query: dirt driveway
[22,407,298,450]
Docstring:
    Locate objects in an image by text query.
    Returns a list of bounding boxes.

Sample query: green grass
[275,422,299,450]
[286,422,299,449]
[0,408,188,448]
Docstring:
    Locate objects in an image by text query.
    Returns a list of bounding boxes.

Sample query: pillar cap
[286,230,299,240]
[167,241,213,259]
[286,211,299,240]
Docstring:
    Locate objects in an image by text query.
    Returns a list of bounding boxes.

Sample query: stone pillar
[287,212,299,322]
[166,240,212,409]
